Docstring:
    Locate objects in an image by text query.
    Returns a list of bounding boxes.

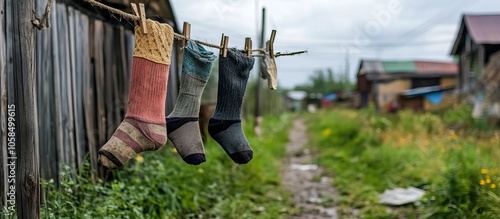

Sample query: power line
[391,0,471,42]
[275,39,453,49]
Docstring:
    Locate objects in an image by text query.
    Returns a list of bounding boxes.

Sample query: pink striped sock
[98,19,173,169]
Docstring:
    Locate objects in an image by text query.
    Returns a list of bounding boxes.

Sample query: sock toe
[229,150,253,164]
[183,153,206,165]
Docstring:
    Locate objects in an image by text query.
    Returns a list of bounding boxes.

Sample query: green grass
[5,105,499,218]
[2,114,295,219]
[307,106,500,218]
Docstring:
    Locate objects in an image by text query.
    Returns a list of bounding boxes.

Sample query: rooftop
[358,60,458,81]
[359,60,457,74]
[451,14,500,55]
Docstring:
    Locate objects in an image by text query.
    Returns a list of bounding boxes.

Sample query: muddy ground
[281,119,340,219]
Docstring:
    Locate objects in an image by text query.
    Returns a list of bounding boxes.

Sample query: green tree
[294,68,353,94]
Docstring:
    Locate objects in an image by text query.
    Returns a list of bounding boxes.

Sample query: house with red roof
[451,14,500,95]
[356,60,458,112]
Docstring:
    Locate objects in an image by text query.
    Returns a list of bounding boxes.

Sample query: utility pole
[254,7,265,135]
[345,49,350,90]
[11,0,40,217]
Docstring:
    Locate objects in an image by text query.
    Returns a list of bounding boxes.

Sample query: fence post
[0,0,6,208]
[11,0,40,218]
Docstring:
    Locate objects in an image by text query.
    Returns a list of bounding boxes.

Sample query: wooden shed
[0,0,181,207]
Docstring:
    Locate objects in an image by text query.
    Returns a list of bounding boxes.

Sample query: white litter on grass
[320,176,332,185]
[291,164,318,171]
[307,188,322,203]
[379,187,425,206]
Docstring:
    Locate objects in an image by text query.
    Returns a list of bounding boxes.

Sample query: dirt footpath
[282,119,339,219]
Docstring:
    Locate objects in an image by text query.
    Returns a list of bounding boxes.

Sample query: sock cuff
[221,48,255,78]
[126,57,169,124]
[133,19,174,65]
[211,49,254,120]
[183,40,216,81]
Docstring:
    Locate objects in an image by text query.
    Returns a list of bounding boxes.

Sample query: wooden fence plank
[50,1,64,184]
[0,0,6,207]
[79,11,90,166]
[111,26,123,123]
[66,6,78,169]
[117,26,127,118]
[93,20,106,148]
[11,0,40,217]
[56,3,76,169]
[123,29,134,115]
[68,7,80,167]
[104,24,116,137]
[36,0,58,182]
[4,0,14,209]
[5,0,12,106]
[93,20,108,178]
[71,9,88,167]
[85,19,98,180]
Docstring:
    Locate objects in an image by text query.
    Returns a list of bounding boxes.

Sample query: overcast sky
[169,0,500,89]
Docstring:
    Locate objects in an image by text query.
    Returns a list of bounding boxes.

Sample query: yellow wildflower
[198,168,204,173]
[480,180,486,185]
[135,154,144,164]
[322,128,332,137]
[491,184,497,189]
[486,177,491,184]
[481,169,489,174]
[449,132,458,140]
[171,147,177,153]
[399,137,406,145]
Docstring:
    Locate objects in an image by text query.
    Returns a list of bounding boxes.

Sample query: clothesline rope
[83,0,307,57]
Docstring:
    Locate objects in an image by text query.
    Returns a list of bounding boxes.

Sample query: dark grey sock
[167,40,216,165]
[208,48,255,164]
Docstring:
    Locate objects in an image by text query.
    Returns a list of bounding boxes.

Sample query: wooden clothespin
[131,3,139,25]
[268,30,276,58]
[219,34,229,57]
[138,3,148,34]
[131,3,147,34]
[181,22,191,48]
[244,37,252,57]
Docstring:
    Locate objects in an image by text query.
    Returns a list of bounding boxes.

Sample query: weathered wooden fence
[0,0,179,211]
[0,0,7,213]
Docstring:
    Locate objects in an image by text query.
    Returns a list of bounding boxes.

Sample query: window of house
[411,78,440,88]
